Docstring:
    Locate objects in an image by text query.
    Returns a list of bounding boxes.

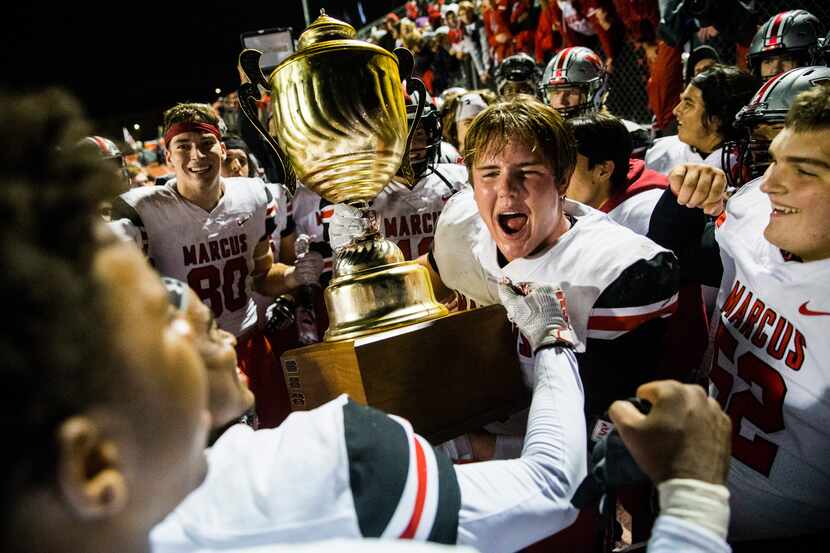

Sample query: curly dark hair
[690,64,762,143]
[0,89,121,533]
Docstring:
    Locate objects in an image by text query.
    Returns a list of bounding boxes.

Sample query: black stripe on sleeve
[593,251,679,309]
[110,196,145,229]
[343,399,410,538]
[426,445,461,544]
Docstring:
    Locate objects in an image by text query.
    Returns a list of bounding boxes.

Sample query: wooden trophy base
[280,305,529,443]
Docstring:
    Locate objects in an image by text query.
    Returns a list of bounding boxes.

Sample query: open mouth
[498,212,528,235]
[772,204,800,216]
[189,166,211,175]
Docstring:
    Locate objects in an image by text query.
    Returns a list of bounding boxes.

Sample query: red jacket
[482,3,513,63]
[611,0,659,44]
[544,0,622,63]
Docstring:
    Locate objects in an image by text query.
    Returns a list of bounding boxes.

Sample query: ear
[595,160,615,183]
[219,141,227,161]
[164,148,172,166]
[56,416,128,520]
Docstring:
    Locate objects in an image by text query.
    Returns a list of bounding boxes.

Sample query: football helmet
[540,47,608,118]
[78,135,130,185]
[495,53,542,98]
[723,66,830,188]
[406,90,442,179]
[747,10,824,81]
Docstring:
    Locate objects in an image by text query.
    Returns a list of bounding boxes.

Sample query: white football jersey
[151,395,460,551]
[645,135,723,176]
[303,164,469,271]
[110,178,277,337]
[711,178,830,539]
[370,164,469,260]
[433,189,676,385]
[605,188,664,236]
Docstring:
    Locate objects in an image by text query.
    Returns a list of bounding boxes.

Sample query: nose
[760,161,783,194]
[495,171,523,198]
[672,102,681,118]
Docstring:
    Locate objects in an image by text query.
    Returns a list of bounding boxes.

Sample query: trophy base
[280,305,529,443]
[324,260,449,341]
[323,233,449,342]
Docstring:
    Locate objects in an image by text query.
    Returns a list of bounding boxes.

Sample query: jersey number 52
[710,322,787,477]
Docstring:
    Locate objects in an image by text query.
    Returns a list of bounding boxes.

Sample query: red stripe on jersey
[588,302,678,331]
[321,207,334,221]
[399,437,428,539]
[767,12,786,47]
[715,210,727,228]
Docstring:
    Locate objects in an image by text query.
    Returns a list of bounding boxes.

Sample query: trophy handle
[237,49,297,196]
[394,47,427,190]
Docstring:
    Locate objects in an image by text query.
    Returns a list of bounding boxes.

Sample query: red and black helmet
[747,10,824,81]
[540,47,608,117]
[723,66,830,188]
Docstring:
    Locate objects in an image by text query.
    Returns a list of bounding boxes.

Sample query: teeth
[774,206,800,214]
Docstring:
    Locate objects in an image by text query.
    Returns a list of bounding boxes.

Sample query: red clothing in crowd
[611,0,659,44]
[647,41,684,130]
[482,0,514,63]
[541,0,623,65]
[510,0,536,56]
[535,3,561,63]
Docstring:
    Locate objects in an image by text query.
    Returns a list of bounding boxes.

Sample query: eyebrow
[784,156,830,171]
[476,161,545,170]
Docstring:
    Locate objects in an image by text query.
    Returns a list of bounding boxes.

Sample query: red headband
[163,122,221,146]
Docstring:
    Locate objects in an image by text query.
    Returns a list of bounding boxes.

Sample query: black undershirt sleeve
[647,188,724,287]
[576,252,679,419]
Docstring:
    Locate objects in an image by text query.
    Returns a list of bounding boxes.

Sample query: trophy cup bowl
[238,12,447,341]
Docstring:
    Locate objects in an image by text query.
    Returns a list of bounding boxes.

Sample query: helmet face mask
[747,10,824,81]
[540,47,607,118]
[495,53,541,98]
[723,66,830,188]
[407,101,442,179]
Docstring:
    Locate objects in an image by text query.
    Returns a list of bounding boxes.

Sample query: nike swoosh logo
[799,301,830,317]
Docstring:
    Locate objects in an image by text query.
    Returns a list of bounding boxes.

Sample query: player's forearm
[648,189,723,286]
[454,347,586,553]
[648,480,732,553]
[253,262,299,297]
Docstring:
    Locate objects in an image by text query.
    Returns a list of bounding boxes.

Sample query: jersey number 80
[187,256,249,317]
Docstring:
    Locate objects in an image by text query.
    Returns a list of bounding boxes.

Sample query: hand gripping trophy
[238,11,448,342]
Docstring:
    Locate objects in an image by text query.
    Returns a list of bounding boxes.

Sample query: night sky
[4,1,395,139]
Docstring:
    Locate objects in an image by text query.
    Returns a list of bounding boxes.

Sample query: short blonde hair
[462,95,576,187]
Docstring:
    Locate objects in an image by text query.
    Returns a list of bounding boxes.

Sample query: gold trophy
[238,12,446,342]
[238,13,526,439]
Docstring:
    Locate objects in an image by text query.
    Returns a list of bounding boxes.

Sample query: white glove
[329,203,371,251]
[498,281,576,353]
[291,251,324,286]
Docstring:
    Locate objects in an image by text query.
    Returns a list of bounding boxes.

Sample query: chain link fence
[608,0,830,124]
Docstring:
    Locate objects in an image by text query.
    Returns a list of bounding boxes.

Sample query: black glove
[571,398,652,512]
[264,294,296,334]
